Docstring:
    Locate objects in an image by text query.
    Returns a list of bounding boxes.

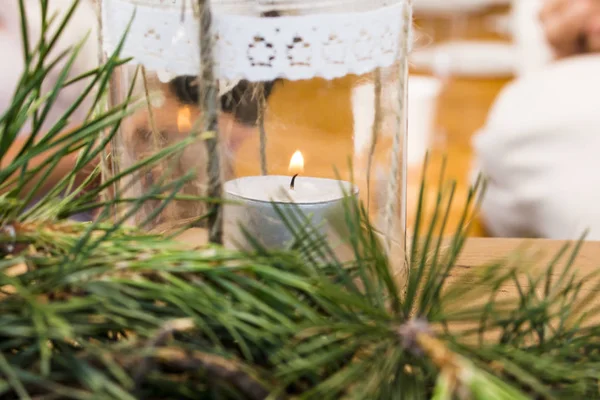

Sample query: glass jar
[101,0,410,267]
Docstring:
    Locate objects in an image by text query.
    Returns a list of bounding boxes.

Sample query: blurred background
[407,0,549,236]
[234,1,549,238]
[13,0,598,240]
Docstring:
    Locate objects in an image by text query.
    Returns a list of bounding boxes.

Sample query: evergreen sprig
[0,1,599,399]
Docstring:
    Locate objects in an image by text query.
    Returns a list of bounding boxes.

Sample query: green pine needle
[1,1,600,399]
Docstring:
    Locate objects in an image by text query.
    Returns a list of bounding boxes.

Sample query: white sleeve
[472,55,600,240]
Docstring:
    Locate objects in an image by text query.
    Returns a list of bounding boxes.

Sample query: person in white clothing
[538,0,600,58]
[473,0,600,239]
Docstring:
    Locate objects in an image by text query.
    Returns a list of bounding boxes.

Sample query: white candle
[223,151,358,254]
[225,176,353,204]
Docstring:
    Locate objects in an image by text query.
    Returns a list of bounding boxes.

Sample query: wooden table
[179,226,600,329]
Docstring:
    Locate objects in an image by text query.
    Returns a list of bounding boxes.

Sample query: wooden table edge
[179,229,600,278]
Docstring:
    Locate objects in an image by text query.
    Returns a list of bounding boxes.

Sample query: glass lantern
[100,0,410,267]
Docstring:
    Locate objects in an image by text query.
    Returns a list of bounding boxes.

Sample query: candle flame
[289,150,304,175]
[177,106,192,132]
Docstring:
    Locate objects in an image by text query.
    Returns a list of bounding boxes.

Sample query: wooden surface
[457,237,600,271]
[178,228,600,280]
[233,5,514,238]
[455,237,600,321]
[442,236,600,336]
[178,228,600,323]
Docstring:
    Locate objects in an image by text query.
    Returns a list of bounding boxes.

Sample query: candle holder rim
[226,193,358,205]
[224,175,359,205]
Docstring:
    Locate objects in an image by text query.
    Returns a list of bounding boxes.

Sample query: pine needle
[2,2,600,399]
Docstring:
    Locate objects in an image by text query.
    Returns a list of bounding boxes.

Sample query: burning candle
[223,151,358,254]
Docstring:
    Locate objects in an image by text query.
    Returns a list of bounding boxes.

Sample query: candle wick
[290,174,298,190]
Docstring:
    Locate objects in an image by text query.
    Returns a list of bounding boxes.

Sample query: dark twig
[130,318,273,400]
[258,84,268,175]
[133,318,195,393]
[197,0,223,244]
[153,348,273,400]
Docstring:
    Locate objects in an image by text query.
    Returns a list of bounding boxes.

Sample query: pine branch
[2,1,600,399]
